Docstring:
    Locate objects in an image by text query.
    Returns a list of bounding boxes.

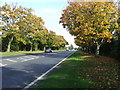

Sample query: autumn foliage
[0,3,68,52]
[60,1,118,56]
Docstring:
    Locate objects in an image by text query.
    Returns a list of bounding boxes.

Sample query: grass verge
[1,50,65,56]
[1,51,43,56]
[34,51,120,88]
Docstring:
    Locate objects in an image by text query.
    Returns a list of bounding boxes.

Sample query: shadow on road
[2,62,55,88]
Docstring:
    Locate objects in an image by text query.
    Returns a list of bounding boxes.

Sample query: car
[66,49,69,51]
[44,48,52,53]
[66,48,69,51]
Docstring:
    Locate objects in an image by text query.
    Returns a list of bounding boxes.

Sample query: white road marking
[2,55,43,65]
[24,55,39,58]
[24,56,30,57]
[0,63,7,67]
[23,52,75,90]
[24,56,33,58]
[0,55,44,67]
[21,57,37,62]
[5,59,17,62]
[21,59,32,62]
[46,53,57,54]
[17,57,24,59]
[31,58,35,59]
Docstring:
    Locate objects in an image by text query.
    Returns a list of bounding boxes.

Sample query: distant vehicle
[45,48,52,53]
[66,49,69,51]
[66,48,69,51]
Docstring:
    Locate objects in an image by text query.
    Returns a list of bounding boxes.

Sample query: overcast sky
[1,0,78,48]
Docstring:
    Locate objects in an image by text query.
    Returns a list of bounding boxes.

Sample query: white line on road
[21,57,37,62]
[21,59,32,62]
[5,59,17,62]
[0,63,7,67]
[17,57,24,59]
[31,58,35,59]
[23,51,75,90]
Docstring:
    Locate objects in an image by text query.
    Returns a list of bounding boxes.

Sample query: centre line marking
[6,59,17,62]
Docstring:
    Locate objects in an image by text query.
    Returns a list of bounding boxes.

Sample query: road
[1,51,75,89]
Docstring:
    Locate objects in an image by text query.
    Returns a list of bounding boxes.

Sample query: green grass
[34,51,94,88]
[1,51,43,56]
[1,50,65,56]
[34,51,120,89]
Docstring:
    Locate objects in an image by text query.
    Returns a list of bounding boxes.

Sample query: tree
[17,13,45,51]
[37,28,49,50]
[1,3,68,52]
[60,1,118,56]
[118,1,120,27]
[53,35,68,48]
[0,3,34,52]
[69,44,74,50]
[0,3,45,52]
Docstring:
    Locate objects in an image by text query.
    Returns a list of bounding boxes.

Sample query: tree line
[0,3,68,52]
[60,1,120,59]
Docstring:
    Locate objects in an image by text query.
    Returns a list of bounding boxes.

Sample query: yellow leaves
[84,23,89,27]
[33,31,41,34]
[10,13,16,17]
[46,37,49,39]
[41,21,45,24]
[79,52,120,88]
[17,38,27,45]
[60,2,118,47]
[101,13,106,16]
[114,23,119,28]
[107,39,111,43]
[103,31,110,36]
[94,22,98,26]
[7,24,19,30]
[1,33,7,37]
[109,36,113,39]
[110,7,115,11]
[96,30,113,40]
[29,33,35,37]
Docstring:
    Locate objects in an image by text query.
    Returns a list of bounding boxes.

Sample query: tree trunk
[6,36,14,52]
[43,46,46,51]
[0,36,2,52]
[30,44,33,51]
[95,44,101,57]
[34,43,38,51]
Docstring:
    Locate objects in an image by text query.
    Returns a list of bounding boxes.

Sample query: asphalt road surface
[1,51,75,89]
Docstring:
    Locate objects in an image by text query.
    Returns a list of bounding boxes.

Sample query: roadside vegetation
[0,3,68,52]
[0,1,119,88]
[1,51,43,56]
[1,49,66,56]
[35,51,120,88]
[60,1,120,60]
